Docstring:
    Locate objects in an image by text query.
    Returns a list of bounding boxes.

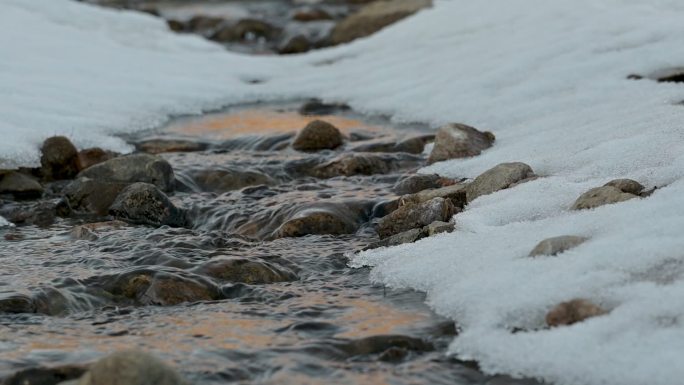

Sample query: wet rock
[276,209,358,238]
[279,35,311,54]
[394,135,434,154]
[428,123,495,164]
[338,335,433,356]
[312,153,421,178]
[77,148,118,171]
[0,201,57,227]
[529,235,588,257]
[40,136,80,180]
[114,270,220,306]
[0,293,36,314]
[189,168,274,193]
[186,15,224,34]
[166,19,184,32]
[0,171,43,199]
[292,120,344,151]
[109,183,186,227]
[392,174,442,195]
[546,299,606,327]
[70,221,128,241]
[378,347,409,362]
[330,0,432,44]
[194,257,297,284]
[425,220,454,236]
[377,197,455,239]
[3,364,87,385]
[78,154,175,192]
[211,19,279,43]
[604,178,644,195]
[299,99,351,116]
[465,162,535,201]
[64,178,128,216]
[571,186,638,210]
[401,183,467,209]
[351,135,433,154]
[367,228,425,249]
[135,139,208,155]
[293,8,333,22]
[78,350,187,385]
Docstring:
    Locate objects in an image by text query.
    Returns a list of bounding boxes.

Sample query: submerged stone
[194,257,297,284]
[78,350,187,385]
[276,209,358,238]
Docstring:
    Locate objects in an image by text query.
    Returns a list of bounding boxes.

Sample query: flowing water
[0,102,538,384]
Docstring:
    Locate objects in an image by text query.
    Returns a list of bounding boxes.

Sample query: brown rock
[428,123,495,164]
[401,183,467,209]
[529,235,588,257]
[292,120,343,152]
[64,178,128,216]
[465,162,535,201]
[0,171,43,199]
[211,19,279,42]
[276,210,357,238]
[604,179,644,195]
[546,299,606,327]
[77,148,117,171]
[135,139,208,155]
[279,35,311,54]
[194,257,297,284]
[109,183,186,227]
[293,8,333,22]
[78,350,187,385]
[40,136,80,181]
[78,153,175,192]
[571,186,638,210]
[330,0,432,44]
[376,197,455,239]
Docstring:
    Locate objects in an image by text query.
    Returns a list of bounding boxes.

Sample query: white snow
[3,0,684,384]
[0,216,12,227]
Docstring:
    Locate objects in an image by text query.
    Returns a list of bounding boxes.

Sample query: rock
[279,35,311,54]
[64,178,128,216]
[293,8,333,22]
[0,201,58,227]
[3,365,87,385]
[40,136,80,181]
[78,154,174,192]
[425,221,454,236]
[77,148,118,171]
[0,293,36,314]
[428,123,495,164]
[546,299,606,327]
[393,135,434,154]
[529,235,588,257]
[211,19,279,42]
[114,270,220,306]
[330,0,432,44]
[392,174,442,195]
[604,178,644,195]
[109,183,186,227]
[186,15,224,33]
[0,171,43,199]
[401,183,467,209]
[70,221,128,241]
[337,335,433,356]
[189,168,274,193]
[276,209,358,238]
[311,153,421,178]
[292,120,344,152]
[135,139,208,155]
[571,186,638,210]
[193,257,297,284]
[378,347,409,362]
[78,350,187,385]
[376,197,455,239]
[299,99,350,116]
[166,19,184,32]
[366,228,425,249]
[465,162,535,201]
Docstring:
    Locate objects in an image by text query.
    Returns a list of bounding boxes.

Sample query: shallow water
[0,102,537,384]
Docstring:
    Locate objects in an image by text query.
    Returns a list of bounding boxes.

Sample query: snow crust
[3,0,684,384]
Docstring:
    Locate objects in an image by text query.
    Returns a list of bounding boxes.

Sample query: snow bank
[4,0,684,383]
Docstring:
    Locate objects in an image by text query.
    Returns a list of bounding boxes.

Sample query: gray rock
[193,257,297,284]
[465,162,535,201]
[64,178,128,216]
[392,174,442,195]
[425,221,454,236]
[376,197,455,239]
[109,183,186,227]
[330,0,432,44]
[428,123,495,164]
[571,186,638,210]
[292,120,344,152]
[0,171,43,199]
[604,178,644,195]
[189,168,274,193]
[401,183,467,209]
[40,136,80,180]
[529,235,588,257]
[546,299,606,327]
[78,154,175,192]
[78,350,187,385]
[367,228,426,249]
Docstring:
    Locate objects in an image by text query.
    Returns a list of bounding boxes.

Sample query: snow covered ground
[4,0,684,384]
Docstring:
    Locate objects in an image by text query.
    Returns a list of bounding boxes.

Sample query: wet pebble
[109,183,187,227]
